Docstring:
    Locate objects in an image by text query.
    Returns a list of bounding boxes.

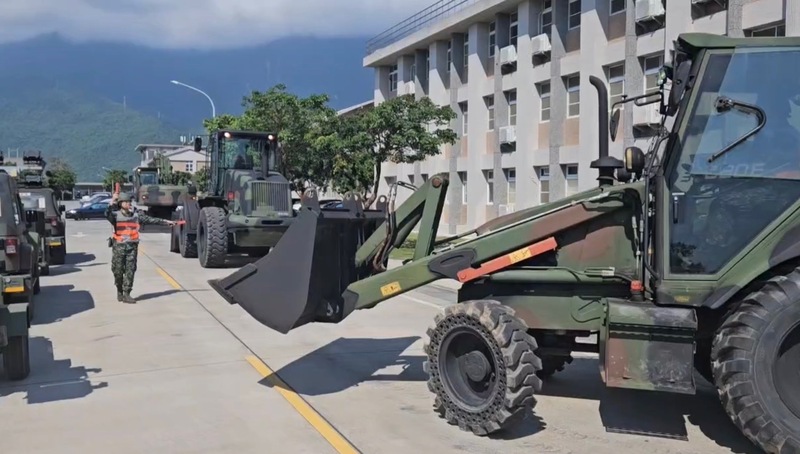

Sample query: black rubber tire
[50,245,66,265]
[197,207,227,268]
[711,270,800,454]
[3,335,30,380]
[423,300,543,436]
[531,331,576,379]
[169,223,180,253]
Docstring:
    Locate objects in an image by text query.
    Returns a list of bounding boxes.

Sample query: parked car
[80,192,111,207]
[67,201,110,220]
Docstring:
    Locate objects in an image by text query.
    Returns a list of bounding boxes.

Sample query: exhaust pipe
[589,75,622,187]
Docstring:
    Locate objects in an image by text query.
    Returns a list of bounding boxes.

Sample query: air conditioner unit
[531,34,551,56]
[499,125,517,144]
[499,45,518,66]
[633,106,662,126]
[635,0,666,22]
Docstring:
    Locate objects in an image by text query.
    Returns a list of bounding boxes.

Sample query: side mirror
[193,137,203,152]
[668,59,692,116]
[609,106,621,142]
[624,146,646,179]
[127,175,133,183]
[59,204,65,213]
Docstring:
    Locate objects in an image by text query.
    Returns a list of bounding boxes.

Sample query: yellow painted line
[155,267,181,290]
[244,355,361,454]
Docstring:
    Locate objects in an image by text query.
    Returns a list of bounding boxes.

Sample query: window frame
[538,167,550,204]
[566,75,580,118]
[609,0,625,15]
[505,168,516,206]
[486,96,495,130]
[540,0,552,36]
[607,63,625,109]
[564,164,579,196]
[539,82,551,122]
[507,90,517,126]
[484,169,495,205]
[568,0,581,30]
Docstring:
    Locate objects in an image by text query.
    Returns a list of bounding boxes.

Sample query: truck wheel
[530,331,576,379]
[50,245,66,265]
[179,224,197,258]
[197,207,227,268]
[3,335,30,380]
[711,270,800,454]
[423,300,543,436]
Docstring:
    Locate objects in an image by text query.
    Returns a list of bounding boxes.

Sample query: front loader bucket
[208,202,387,334]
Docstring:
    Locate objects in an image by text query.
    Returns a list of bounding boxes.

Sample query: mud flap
[208,204,386,334]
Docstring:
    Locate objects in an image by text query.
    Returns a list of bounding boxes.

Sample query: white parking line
[399,293,445,310]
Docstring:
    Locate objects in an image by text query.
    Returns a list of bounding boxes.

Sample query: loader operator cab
[137,170,158,185]
[654,44,800,276]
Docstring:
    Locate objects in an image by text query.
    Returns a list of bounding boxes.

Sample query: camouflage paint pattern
[111,242,138,294]
[137,184,188,208]
[0,173,38,280]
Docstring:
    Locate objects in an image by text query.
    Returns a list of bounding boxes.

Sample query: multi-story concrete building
[364,0,797,234]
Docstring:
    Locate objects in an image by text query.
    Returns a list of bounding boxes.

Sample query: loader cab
[649,38,800,294]
[196,130,280,197]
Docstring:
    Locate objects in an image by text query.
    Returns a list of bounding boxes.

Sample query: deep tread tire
[711,270,800,454]
[423,300,543,436]
[3,335,30,380]
[197,207,227,268]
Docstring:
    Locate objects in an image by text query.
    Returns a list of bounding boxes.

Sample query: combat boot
[121,293,136,304]
[117,287,123,302]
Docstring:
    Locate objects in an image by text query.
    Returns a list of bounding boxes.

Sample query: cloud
[0,0,437,49]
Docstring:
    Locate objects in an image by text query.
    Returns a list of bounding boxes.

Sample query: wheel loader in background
[170,130,294,267]
[208,33,800,454]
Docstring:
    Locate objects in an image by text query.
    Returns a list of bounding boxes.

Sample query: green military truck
[211,34,800,454]
[130,164,188,222]
[0,168,41,380]
[17,152,67,270]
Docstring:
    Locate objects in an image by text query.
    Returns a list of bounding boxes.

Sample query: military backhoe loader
[209,33,800,454]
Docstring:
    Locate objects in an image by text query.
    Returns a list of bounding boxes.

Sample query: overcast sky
[0,0,437,49]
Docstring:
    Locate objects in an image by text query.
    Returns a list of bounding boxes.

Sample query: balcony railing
[366,0,479,55]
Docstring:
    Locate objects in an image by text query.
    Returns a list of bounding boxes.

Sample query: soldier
[106,191,175,303]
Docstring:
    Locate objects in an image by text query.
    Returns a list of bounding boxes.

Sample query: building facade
[364,0,798,235]
[135,144,208,174]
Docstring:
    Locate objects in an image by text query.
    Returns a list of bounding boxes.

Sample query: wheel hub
[774,322,800,418]
[438,324,499,412]
[461,350,491,381]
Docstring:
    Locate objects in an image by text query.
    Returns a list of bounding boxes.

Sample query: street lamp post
[170,80,216,118]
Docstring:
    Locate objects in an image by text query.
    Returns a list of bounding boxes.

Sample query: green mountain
[0,78,189,181]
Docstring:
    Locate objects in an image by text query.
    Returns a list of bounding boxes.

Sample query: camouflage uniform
[105,193,172,303]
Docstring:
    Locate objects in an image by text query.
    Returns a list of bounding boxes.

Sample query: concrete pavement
[0,218,760,454]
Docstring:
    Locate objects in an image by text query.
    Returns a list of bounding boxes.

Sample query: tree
[103,169,128,191]
[331,94,457,207]
[192,166,210,192]
[46,158,77,199]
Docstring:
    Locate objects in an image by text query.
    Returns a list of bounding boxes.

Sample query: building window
[610,0,625,15]
[643,55,663,94]
[504,168,516,206]
[569,0,581,29]
[389,64,398,91]
[507,90,517,126]
[539,82,550,122]
[463,34,469,78]
[746,24,786,37]
[459,171,468,204]
[484,170,494,204]
[564,164,579,196]
[607,63,625,108]
[566,75,580,117]
[541,0,552,36]
[426,53,430,76]
[485,96,495,130]
[460,102,468,136]
[186,161,194,172]
[509,12,518,47]
[421,173,428,182]
[538,167,550,204]
[385,176,397,190]
[410,63,416,83]
[489,21,496,58]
